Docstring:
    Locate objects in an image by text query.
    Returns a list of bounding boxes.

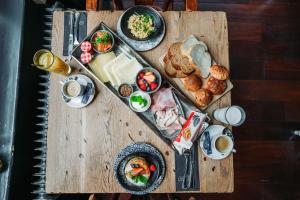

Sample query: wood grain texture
[46,11,233,193]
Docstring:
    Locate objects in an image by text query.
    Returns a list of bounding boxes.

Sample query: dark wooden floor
[71,0,300,199]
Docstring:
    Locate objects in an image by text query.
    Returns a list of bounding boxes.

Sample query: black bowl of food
[120,6,162,41]
[90,30,114,53]
[114,143,165,195]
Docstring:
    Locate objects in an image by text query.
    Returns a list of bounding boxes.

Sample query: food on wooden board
[206,76,227,95]
[91,31,113,53]
[125,157,151,186]
[112,58,143,86]
[181,35,208,55]
[168,42,195,75]
[181,74,202,92]
[195,89,213,107]
[128,14,155,39]
[151,88,185,134]
[163,55,188,78]
[136,68,161,93]
[188,44,211,78]
[88,52,116,82]
[173,111,208,154]
[209,64,229,80]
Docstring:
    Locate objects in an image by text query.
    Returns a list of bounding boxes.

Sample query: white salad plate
[199,125,234,160]
[61,74,95,108]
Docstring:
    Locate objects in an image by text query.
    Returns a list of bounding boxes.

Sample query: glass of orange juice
[33,49,71,75]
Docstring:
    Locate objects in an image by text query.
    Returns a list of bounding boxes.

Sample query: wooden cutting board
[46,11,233,194]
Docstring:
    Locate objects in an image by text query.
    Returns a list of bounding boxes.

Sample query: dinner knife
[67,12,74,61]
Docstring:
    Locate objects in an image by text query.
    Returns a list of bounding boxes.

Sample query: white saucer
[199,125,234,160]
[61,74,95,108]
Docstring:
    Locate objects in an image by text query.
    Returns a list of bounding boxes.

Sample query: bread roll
[209,64,229,80]
[195,89,212,107]
[207,76,227,95]
[181,74,202,92]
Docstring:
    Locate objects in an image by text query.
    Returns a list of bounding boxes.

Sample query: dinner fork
[73,12,80,47]
[182,149,192,189]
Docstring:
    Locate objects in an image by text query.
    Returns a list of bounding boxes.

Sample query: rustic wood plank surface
[46,11,233,193]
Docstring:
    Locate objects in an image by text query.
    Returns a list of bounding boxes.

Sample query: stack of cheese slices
[163,35,230,108]
[89,52,143,87]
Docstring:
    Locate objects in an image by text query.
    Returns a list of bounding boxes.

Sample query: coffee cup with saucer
[199,125,235,160]
[60,74,95,108]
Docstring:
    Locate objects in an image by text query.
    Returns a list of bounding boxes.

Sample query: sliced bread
[168,42,195,74]
[163,55,188,78]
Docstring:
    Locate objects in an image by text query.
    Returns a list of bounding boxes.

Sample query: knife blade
[67,12,74,61]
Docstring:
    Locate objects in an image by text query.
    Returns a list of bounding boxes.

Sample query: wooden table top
[46,11,233,194]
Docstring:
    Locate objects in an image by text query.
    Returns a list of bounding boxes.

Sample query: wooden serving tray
[71,22,208,149]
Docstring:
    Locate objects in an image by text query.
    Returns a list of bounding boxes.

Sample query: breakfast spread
[162,35,232,108]
[128,14,155,39]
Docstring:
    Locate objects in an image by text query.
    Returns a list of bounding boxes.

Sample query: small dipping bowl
[118,83,133,98]
[129,91,151,112]
[135,67,162,94]
[90,30,115,54]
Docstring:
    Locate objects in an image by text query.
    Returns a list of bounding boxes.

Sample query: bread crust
[168,42,195,74]
[164,55,188,78]
[195,89,212,107]
[181,74,202,92]
[209,64,229,80]
[207,76,227,95]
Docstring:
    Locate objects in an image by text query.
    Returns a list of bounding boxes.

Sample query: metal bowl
[90,30,115,54]
[135,67,162,94]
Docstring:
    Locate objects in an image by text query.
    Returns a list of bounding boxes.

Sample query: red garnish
[139,72,145,78]
[150,164,156,172]
[150,82,158,90]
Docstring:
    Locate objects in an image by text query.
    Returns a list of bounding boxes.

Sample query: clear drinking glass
[33,49,71,75]
[213,105,246,126]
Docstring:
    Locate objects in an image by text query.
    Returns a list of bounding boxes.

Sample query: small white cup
[212,134,234,154]
[60,80,84,99]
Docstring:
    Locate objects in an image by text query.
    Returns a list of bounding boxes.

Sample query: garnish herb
[92,32,111,45]
[132,175,148,184]
[130,95,148,107]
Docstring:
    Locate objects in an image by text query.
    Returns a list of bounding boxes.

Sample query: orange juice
[33,49,71,75]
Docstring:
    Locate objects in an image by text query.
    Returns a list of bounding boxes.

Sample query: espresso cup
[61,80,84,99]
[212,134,234,154]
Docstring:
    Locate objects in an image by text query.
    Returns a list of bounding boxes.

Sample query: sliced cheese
[103,53,130,87]
[189,44,211,78]
[181,35,208,56]
[112,58,143,86]
[88,52,116,82]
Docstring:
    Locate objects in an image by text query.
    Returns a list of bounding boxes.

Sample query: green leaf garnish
[131,175,148,184]
[130,95,148,107]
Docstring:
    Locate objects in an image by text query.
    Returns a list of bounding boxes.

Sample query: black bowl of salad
[120,6,162,41]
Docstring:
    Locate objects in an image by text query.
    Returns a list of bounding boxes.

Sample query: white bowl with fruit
[135,67,162,94]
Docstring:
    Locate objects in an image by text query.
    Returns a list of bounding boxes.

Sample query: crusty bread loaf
[195,89,212,107]
[207,76,227,95]
[181,74,202,92]
[168,42,195,74]
[209,64,229,80]
[163,55,188,78]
